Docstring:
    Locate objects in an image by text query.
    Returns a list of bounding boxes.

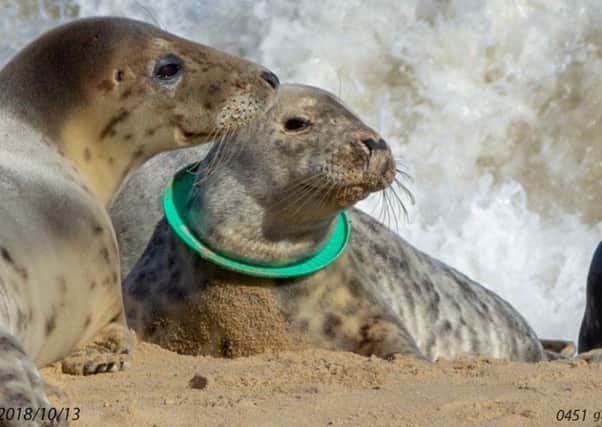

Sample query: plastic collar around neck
[162,164,351,278]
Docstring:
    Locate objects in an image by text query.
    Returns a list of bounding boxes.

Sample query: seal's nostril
[361,138,387,154]
[361,138,376,153]
[260,71,280,90]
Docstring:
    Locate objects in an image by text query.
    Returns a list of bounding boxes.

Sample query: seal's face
[185,85,397,264]
[87,22,279,149]
[1,17,280,204]
[234,85,395,213]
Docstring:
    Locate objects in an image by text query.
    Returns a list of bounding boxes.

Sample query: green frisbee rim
[162,165,350,278]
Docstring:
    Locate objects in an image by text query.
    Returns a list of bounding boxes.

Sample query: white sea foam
[2,0,601,341]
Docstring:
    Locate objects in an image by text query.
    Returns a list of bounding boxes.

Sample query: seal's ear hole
[153,53,184,83]
[284,117,311,132]
[114,70,124,82]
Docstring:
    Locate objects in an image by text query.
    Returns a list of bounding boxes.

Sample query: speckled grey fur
[0,15,278,422]
[111,145,211,279]
[120,84,548,363]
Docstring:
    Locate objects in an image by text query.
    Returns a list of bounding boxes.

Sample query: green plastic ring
[162,164,351,278]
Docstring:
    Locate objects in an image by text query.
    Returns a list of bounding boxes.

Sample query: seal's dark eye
[156,63,180,79]
[284,117,310,132]
[153,53,184,82]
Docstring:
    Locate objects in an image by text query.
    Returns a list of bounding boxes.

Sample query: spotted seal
[122,84,555,363]
[0,16,278,425]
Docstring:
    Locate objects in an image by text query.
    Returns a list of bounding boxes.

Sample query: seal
[122,84,549,362]
[0,16,278,423]
[579,241,602,353]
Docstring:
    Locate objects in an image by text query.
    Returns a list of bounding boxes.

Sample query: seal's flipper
[61,321,136,376]
[540,339,576,358]
[354,316,427,361]
[575,348,602,363]
[578,241,602,353]
[0,330,66,427]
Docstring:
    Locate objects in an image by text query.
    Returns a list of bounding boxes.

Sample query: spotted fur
[0,17,278,419]
[122,85,546,363]
[0,333,63,427]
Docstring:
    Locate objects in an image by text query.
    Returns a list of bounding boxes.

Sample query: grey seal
[0,16,278,426]
[122,84,549,363]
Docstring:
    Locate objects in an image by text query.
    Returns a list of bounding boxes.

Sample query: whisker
[192,128,222,184]
[219,127,242,172]
[386,188,403,232]
[280,175,333,219]
[383,190,392,230]
[277,184,318,212]
[316,179,336,213]
[185,127,221,178]
[287,188,321,219]
[377,190,387,226]
[390,184,408,217]
[268,175,325,213]
[281,178,327,218]
[395,168,414,182]
[389,189,401,233]
[196,127,233,185]
[393,176,415,206]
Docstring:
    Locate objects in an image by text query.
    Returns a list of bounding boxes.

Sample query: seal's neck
[9,97,173,206]
[184,163,339,266]
[0,66,172,208]
[0,30,171,207]
[58,105,174,206]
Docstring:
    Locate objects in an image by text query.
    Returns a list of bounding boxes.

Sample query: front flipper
[574,348,602,363]
[354,316,427,361]
[61,321,136,376]
[0,333,66,427]
[540,339,576,359]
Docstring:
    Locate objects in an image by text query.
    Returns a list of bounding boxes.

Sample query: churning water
[2,0,601,342]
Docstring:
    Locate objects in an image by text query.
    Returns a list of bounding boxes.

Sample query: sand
[39,343,602,427]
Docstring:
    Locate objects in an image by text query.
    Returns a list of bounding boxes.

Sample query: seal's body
[0,17,278,423]
[123,85,545,363]
[126,210,544,361]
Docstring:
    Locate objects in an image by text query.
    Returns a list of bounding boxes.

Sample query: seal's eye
[284,117,311,132]
[156,63,180,79]
[153,53,184,82]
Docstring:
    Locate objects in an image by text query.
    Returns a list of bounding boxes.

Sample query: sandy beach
[40,342,602,427]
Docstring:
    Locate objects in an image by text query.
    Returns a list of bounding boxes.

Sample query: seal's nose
[260,71,280,90]
[361,138,388,155]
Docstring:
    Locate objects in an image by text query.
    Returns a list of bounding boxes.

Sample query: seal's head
[239,84,395,212]
[184,84,396,265]
[0,17,279,204]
